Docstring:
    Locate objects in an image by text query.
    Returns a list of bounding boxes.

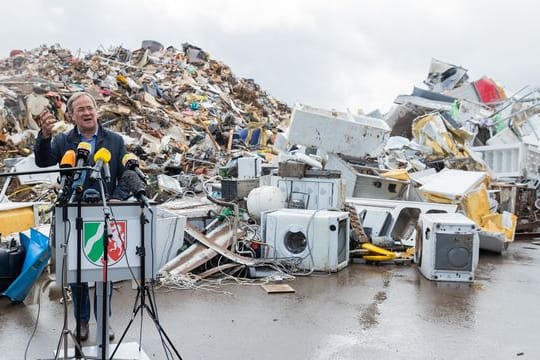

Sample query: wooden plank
[227,130,234,153]
[261,284,295,294]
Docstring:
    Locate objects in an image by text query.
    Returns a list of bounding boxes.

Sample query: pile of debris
[3,47,540,298]
[0,41,290,201]
[156,58,540,287]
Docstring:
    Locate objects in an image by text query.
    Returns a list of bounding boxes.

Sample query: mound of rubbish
[0,41,291,171]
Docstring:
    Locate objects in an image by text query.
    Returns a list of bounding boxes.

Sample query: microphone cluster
[56,147,149,205]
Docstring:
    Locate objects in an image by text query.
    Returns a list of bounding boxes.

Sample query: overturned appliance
[261,209,350,272]
[346,198,457,247]
[415,213,479,283]
[287,103,390,158]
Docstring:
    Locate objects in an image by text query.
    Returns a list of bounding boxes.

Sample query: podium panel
[55,202,156,282]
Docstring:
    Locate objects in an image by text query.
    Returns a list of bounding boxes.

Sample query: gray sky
[1,0,538,113]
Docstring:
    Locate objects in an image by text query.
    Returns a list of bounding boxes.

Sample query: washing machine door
[282,224,308,255]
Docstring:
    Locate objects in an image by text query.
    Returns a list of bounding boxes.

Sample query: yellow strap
[363,254,396,261]
[361,243,396,257]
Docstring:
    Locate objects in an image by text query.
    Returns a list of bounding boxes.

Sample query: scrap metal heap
[2,49,540,294]
[384,58,540,237]
[159,58,540,285]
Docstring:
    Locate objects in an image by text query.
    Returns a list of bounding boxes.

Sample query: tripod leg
[142,287,183,360]
[41,329,86,360]
[112,203,182,359]
[108,288,143,359]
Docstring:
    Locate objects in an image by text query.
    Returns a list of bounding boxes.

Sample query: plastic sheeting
[3,228,50,302]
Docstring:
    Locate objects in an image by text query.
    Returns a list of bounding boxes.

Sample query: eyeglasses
[74,106,96,114]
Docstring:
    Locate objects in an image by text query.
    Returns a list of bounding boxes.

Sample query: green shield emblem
[83,220,127,266]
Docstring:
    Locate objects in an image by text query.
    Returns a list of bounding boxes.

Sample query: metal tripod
[109,202,182,360]
[41,202,87,360]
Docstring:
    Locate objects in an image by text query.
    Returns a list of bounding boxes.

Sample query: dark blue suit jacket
[34,125,127,198]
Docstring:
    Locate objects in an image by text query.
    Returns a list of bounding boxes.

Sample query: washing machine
[261,209,350,272]
[415,213,479,282]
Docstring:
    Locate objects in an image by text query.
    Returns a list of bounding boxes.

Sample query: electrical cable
[24,271,49,360]
[7,185,34,199]
[54,217,71,360]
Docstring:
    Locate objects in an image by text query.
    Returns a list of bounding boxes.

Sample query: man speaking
[34,91,127,341]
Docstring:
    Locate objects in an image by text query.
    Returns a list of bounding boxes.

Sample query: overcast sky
[1,0,538,114]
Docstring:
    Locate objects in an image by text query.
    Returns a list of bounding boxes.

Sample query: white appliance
[238,157,262,179]
[261,209,350,272]
[287,103,390,158]
[415,213,479,283]
[270,176,344,210]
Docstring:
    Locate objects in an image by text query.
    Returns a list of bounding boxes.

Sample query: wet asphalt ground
[1,241,539,360]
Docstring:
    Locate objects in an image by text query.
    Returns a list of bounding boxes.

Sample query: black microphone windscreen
[122,169,146,194]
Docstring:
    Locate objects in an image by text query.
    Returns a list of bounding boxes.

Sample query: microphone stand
[71,165,90,359]
[110,196,182,360]
[0,166,93,178]
[96,175,112,360]
[75,191,84,359]
[42,179,87,360]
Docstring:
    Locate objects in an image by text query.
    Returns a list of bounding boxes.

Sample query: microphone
[75,142,92,169]
[122,153,149,184]
[70,142,92,201]
[90,148,112,182]
[122,169,151,208]
[57,149,76,201]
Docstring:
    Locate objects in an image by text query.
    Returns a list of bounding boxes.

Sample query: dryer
[415,213,479,282]
[262,209,350,272]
